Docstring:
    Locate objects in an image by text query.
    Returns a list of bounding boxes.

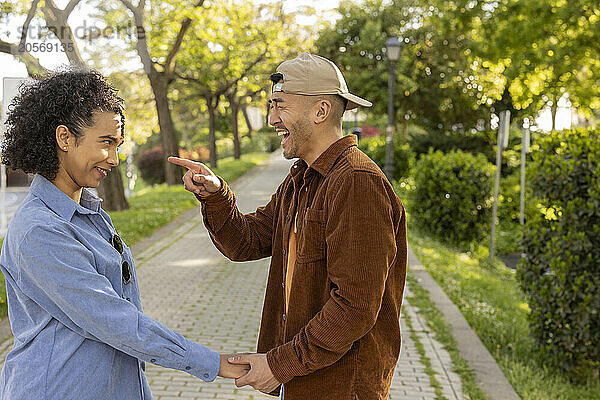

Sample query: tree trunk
[265,100,271,127]
[150,74,182,185]
[98,165,129,211]
[231,102,241,160]
[207,101,218,169]
[550,102,558,131]
[241,103,253,138]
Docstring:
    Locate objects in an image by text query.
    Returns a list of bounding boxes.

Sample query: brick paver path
[0,150,464,399]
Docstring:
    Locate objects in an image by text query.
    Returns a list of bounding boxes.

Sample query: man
[169,52,407,400]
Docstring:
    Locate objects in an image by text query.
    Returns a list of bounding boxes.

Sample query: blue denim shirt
[0,174,220,400]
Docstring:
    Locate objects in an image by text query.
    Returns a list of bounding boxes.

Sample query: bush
[409,129,495,160]
[216,138,234,158]
[253,127,281,152]
[496,168,539,222]
[136,145,165,185]
[357,134,415,180]
[412,149,494,246]
[517,128,600,374]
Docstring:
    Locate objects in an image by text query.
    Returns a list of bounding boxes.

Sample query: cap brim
[341,92,372,110]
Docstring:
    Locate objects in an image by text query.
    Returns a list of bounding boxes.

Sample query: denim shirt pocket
[296,208,326,263]
[92,241,124,297]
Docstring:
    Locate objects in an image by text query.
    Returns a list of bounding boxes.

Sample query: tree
[174,0,318,166]
[315,0,490,133]
[113,0,206,185]
[0,0,129,210]
[473,0,600,128]
[224,82,263,159]
[174,2,271,168]
[0,1,47,75]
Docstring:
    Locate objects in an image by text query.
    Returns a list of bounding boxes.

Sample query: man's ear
[313,99,332,124]
[56,125,72,152]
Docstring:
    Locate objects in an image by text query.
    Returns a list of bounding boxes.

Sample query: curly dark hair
[1,68,125,180]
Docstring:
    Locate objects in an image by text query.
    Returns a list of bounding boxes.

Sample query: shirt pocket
[93,244,124,296]
[296,208,326,263]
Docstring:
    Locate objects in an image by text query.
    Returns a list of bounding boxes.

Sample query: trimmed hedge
[136,145,165,185]
[518,128,600,374]
[412,149,494,245]
[357,134,415,180]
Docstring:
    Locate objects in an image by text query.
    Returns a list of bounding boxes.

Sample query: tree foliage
[173,0,314,167]
[316,0,600,133]
[316,0,491,133]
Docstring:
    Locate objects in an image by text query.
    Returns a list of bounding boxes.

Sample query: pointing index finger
[167,156,201,171]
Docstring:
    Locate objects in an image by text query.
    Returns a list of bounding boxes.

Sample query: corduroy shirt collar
[291,134,358,178]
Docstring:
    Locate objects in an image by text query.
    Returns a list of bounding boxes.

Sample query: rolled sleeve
[16,223,220,381]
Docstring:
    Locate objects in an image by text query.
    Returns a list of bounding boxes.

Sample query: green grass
[408,228,600,399]
[0,151,270,319]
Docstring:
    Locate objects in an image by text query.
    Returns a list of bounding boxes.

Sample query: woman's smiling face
[56,112,124,190]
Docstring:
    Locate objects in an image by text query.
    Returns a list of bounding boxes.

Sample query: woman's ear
[56,125,71,152]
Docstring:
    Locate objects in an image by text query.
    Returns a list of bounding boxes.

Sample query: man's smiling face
[268,82,313,160]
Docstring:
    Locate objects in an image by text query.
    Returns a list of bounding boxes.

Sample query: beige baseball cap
[274,52,372,110]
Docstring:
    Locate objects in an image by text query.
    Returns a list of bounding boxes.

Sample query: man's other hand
[228,353,280,394]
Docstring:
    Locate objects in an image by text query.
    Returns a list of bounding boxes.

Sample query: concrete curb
[408,245,521,400]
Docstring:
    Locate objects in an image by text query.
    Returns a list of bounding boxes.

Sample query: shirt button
[282,313,287,321]
[285,215,290,222]
[203,373,209,378]
[150,358,156,363]
[282,249,286,255]
[185,366,191,370]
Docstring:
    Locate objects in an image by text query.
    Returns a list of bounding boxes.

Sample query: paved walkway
[0,150,465,399]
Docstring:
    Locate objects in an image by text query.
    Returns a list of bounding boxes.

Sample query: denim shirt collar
[29,174,103,220]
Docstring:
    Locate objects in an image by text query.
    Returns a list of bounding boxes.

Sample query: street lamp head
[385,37,403,61]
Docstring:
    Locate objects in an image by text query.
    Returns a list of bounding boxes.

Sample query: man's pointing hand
[168,157,222,198]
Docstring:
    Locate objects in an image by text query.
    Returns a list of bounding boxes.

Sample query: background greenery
[1,0,599,396]
[518,128,600,374]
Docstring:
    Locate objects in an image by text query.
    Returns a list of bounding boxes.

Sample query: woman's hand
[218,353,251,379]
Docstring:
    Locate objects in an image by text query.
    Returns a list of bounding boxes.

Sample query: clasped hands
[219,353,280,393]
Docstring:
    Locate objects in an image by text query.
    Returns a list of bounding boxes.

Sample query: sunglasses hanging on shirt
[110,233,132,285]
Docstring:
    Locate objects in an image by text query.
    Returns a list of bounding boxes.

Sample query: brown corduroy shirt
[199,135,407,400]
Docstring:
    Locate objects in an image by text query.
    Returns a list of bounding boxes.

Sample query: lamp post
[384,37,402,181]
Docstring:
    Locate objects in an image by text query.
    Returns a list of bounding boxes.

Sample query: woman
[0,69,246,399]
